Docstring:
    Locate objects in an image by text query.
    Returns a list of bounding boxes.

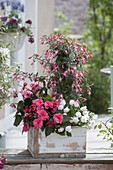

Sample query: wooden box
[27,127,86,158]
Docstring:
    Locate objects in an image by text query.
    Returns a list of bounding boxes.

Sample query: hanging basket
[27,126,86,158]
[0,32,25,52]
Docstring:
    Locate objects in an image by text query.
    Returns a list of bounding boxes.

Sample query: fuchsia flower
[13,88,18,98]
[23,122,29,132]
[21,26,26,32]
[22,90,32,99]
[26,19,32,25]
[12,18,18,25]
[0,155,6,169]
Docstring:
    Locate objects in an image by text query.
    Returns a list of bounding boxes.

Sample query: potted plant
[11,33,98,158]
[0,0,34,52]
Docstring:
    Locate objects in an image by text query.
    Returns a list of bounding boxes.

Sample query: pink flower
[0,87,3,92]
[33,118,43,129]
[38,110,49,120]
[53,101,60,110]
[13,88,18,98]
[53,113,63,124]
[32,99,44,107]
[44,101,53,109]
[40,38,45,44]
[23,113,32,118]
[47,122,55,128]
[10,103,16,108]
[23,122,29,132]
[0,155,6,169]
[23,90,32,99]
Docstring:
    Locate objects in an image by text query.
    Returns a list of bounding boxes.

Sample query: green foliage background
[83,0,113,114]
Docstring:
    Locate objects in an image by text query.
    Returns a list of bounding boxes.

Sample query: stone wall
[3,164,113,170]
[54,0,89,34]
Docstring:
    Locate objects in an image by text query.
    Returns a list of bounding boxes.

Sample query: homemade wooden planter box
[28,127,86,158]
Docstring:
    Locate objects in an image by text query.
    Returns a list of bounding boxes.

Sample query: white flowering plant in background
[95,107,113,146]
[0,45,22,108]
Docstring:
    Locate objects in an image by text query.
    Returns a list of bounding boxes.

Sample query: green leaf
[24,98,32,107]
[17,100,24,109]
[98,124,102,129]
[66,132,72,137]
[42,95,53,101]
[45,127,54,137]
[99,130,107,133]
[94,125,97,129]
[13,114,22,127]
[56,131,65,136]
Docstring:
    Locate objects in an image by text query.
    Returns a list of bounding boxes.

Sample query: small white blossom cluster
[58,99,98,134]
[0,47,10,59]
[96,117,113,143]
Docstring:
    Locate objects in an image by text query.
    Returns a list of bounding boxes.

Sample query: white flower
[60,99,66,106]
[82,110,89,115]
[70,117,79,123]
[63,112,67,116]
[58,104,64,110]
[69,100,75,105]
[58,127,64,133]
[65,126,72,133]
[74,101,79,107]
[58,99,66,110]
[89,120,96,128]
[69,100,79,107]
[93,114,98,120]
[64,107,70,113]
[0,47,10,58]
[75,111,81,118]
[81,116,88,123]
[80,106,87,111]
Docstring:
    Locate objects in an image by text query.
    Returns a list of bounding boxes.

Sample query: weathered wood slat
[28,127,86,158]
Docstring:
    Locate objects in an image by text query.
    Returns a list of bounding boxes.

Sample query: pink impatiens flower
[44,101,53,109]
[53,113,63,124]
[33,118,43,129]
[38,110,49,121]
[32,99,44,107]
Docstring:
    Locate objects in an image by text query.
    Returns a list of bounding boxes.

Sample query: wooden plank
[28,127,86,158]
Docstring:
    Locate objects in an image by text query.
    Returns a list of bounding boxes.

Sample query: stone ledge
[2,149,113,165]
